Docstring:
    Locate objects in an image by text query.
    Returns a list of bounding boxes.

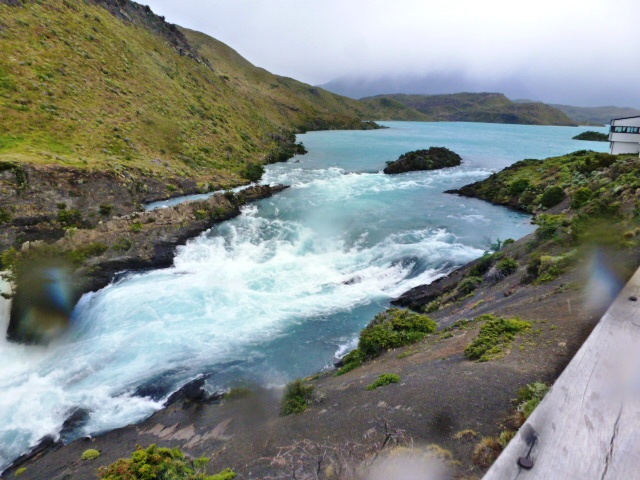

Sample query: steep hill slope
[0,0,377,252]
[0,0,374,181]
[361,93,578,126]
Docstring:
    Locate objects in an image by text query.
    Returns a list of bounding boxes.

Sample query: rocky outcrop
[0,162,230,254]
[383,147,462,174]
[6,184,287,343]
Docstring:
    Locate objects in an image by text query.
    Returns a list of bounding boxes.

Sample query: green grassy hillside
[361,93,578,126]
[0,0,374,184]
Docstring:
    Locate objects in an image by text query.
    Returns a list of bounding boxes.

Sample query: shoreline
[5,230,626,479]
[4,149,640,478]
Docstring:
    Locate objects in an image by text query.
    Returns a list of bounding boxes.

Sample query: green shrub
[539,186,565,208]
[58,208,83,227]
[99,204,113,216]
[336,349,365,375]
[534,214,567,242]
[464,315,532,362]
[571,187,592,209]
[358,308,437,358]
[130,222,143,233]
[0,207,11,224]
[0,247,18,271]
[281,379,314,415]
[457,276,483,296]
[243,163,265,182]
[469,253,497,277]
[81,449,101,460]
[98,444,236,479]
[366,373,401,391]
[337,309,436,374]
[516,382,550,418]
[509,178,530,196]
[536,251,577,283]
[495,257,519,276]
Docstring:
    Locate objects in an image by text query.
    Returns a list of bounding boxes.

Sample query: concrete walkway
[484,267,640,479]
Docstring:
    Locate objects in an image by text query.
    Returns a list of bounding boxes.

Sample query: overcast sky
[142,0,640,107]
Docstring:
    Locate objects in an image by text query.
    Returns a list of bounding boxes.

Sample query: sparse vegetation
[365,373,401,391]
[472,436,503,468]
[58,208,84,228]
[81,448,101,460]
[464,315,532,362]
[494,256,519,277]
[98,444,236,480]
[281,379,315,415]
[338,309,437,374]
[516,382,550,419]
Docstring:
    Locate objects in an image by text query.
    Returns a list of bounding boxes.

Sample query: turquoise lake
[0,121,610,469]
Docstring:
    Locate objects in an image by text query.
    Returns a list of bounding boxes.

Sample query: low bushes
[338,309,437,374]
[81,448,101,461]
[98,444,236,480]
[281,379,315,415]
[366,373,401,391]
[516,382,550,419]
[464,315,531,362]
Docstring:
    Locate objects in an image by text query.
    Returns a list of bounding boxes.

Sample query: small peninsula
[383,147,462,174]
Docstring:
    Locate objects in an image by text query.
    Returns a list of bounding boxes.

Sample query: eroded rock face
[5,184,288,344]
[383,147,462,174]
[0,163,206,253]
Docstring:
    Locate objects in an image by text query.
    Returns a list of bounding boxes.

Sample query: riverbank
[5,149,640,479]
[6,229,635,479]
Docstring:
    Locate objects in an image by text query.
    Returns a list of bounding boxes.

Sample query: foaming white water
[0,121,558,471]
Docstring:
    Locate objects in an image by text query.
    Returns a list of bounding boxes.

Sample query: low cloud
[144,0,640,107]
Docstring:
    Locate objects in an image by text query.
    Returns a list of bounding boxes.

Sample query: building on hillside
[609,116,640,155]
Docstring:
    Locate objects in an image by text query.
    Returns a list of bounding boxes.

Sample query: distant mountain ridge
[550,104,640,125]
[360,93,577,126]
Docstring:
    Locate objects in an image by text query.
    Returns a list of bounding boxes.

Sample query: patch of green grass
[516,382,550,418]
[97,444,236,480]
[280,379,314,415]
[81,448,101,460]
[464,315,532,362]
[365,373,401,391]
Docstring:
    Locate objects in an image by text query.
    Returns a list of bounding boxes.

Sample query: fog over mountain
[142,0,640,108]
[319,72,640,109]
